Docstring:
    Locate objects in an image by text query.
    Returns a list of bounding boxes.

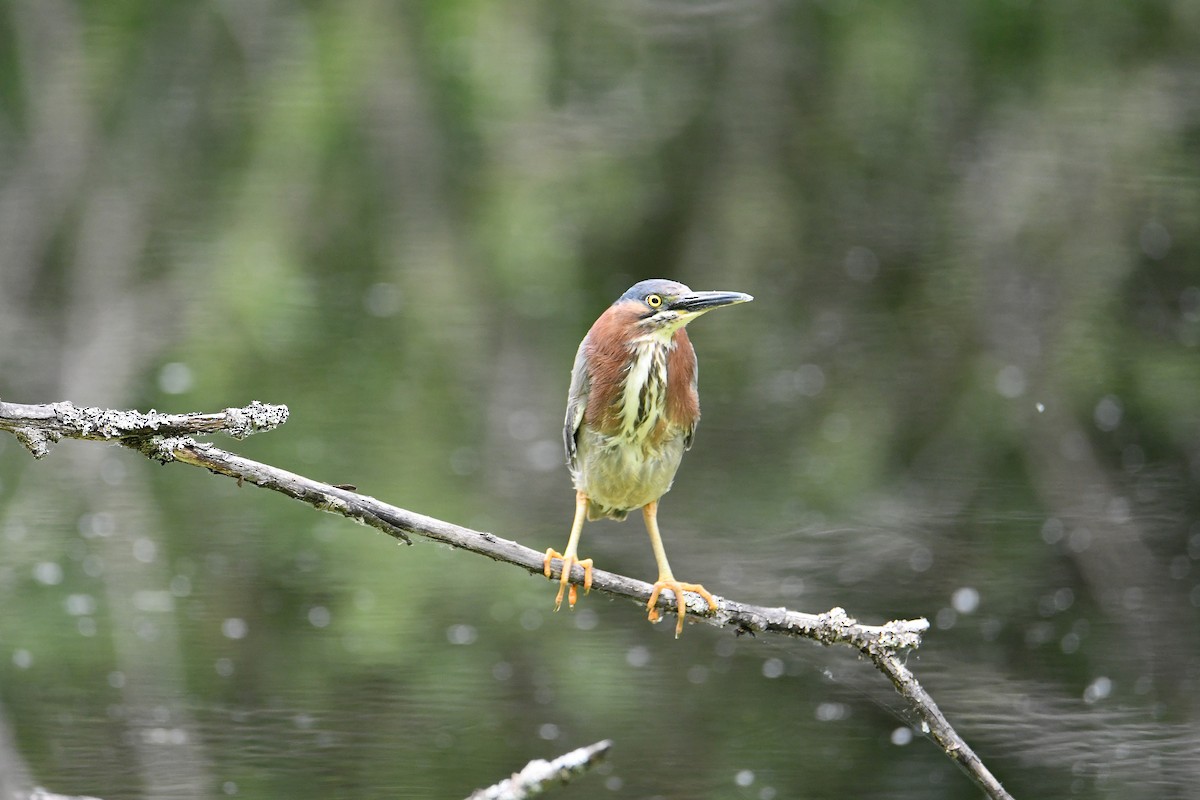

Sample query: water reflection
[3,1,1200,798]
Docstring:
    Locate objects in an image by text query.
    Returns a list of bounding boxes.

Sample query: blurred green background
[1,1,1199,798]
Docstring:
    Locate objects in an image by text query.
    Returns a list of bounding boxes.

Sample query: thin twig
[870,653,1011,799]
[465,740,612,799]
[0,400,1013,800]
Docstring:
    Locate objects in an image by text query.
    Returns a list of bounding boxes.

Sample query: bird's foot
[647,579,717,637]
[543,548,593,610]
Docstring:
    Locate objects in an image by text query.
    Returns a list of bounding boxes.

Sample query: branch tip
[223,400,290,438]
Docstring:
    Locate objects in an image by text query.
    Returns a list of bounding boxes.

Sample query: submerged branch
[465,740,612,799]
[0,400,1012,800]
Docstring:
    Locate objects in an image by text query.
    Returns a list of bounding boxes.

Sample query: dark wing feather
[563,338,591,470]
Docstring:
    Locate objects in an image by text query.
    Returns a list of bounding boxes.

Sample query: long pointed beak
[670,290,754,314]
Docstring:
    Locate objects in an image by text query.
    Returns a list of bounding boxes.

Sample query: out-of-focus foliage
[1,1,1198,798]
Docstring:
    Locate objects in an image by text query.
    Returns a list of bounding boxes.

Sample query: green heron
[543,279,753,636]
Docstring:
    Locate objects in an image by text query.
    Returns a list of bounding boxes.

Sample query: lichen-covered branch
[465,740,612,799]
[0,399,287,458]
[0,400,1012,800]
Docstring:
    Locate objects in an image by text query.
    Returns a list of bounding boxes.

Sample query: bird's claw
[647,579,717,637]
[543,548,593,610]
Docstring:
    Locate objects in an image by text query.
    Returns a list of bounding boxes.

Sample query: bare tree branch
[145,433,928,648]
[465,740,612,799]
[0,400,1013,800]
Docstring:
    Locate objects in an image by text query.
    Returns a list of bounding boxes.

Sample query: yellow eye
[646,294,663,308]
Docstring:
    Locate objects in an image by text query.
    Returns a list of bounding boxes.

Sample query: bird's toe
[647,578,716,637]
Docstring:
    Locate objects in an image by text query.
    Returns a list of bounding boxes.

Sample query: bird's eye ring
[646,294,663,308]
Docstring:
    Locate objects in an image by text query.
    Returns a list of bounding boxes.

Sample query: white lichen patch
[225,401,289,438]
[15,426,55,458]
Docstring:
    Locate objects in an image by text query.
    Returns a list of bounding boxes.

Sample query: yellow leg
[643,500,717,637]
[543,490,593,610]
